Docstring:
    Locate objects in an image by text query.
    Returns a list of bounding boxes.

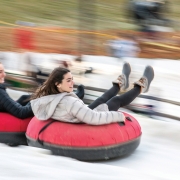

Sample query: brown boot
[112,62,131,90]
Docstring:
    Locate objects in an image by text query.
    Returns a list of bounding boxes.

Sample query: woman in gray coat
[0,62,84,119]
[30,62,154,125]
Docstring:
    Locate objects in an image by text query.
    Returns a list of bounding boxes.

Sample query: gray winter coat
[30,92,125,125]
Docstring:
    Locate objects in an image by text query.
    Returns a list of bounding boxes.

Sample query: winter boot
[112,62,131,90]
[134,65,154,93]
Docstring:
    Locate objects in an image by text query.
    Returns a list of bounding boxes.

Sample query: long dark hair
[31,67,70,99]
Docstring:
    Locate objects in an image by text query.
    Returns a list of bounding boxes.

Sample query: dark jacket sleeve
[0,89,34,119]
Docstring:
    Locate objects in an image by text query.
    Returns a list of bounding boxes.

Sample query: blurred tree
[78,0,97,55]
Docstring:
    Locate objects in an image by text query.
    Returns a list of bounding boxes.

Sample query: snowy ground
[1,113,180,180]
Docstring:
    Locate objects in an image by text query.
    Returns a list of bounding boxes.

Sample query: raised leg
[88,62,131,109]
[106,85,141,111]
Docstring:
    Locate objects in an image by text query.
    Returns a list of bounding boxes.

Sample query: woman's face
[0,64,6,83]
[57,72,74,93]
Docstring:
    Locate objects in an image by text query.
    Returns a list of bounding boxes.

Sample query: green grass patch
[0,0,179,30]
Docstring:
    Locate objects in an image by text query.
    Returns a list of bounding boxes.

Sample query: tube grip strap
[37,120,56,145]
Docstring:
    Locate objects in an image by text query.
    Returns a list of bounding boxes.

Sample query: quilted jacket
[0,84,33,119]
[31,92,125,125]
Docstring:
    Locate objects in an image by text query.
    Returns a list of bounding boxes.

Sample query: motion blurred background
[0,0,179,57]
[0,0,179,120]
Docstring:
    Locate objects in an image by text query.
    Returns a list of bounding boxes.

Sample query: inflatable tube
[26,112,141,161]
[0,113,32,146]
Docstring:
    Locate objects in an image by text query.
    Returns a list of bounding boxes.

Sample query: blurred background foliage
[0,0,179,30]
[0,0,180,58]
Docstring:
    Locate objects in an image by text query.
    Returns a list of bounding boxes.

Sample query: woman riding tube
[0,62,84,119]
[30,62,154,125]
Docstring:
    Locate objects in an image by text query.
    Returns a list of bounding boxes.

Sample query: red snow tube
[26,112,142,161]
[0,113,32,146]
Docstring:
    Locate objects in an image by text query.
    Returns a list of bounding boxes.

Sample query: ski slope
[0,113,180,180]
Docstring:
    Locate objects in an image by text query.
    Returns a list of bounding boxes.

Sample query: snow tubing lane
[26,112,142,161]
[0,113,32,146]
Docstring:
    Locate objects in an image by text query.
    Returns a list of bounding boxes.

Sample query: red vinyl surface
[26,112,141,147]
[0,113,32,132]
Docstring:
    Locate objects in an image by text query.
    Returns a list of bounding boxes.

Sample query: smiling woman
[0,62,85,146]
[27,62,155,160]
[31,68,71,99]
[30,63,154,125]
[56,72,74,93]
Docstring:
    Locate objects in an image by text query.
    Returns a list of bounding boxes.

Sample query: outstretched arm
[0,90,33,119]
[65,98,125,125]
